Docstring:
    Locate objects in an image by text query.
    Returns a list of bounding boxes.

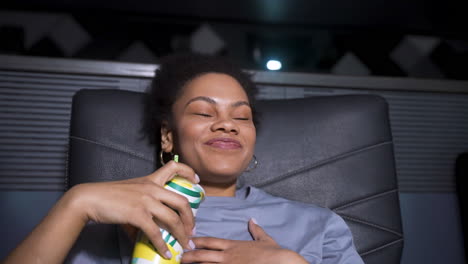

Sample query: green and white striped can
[132,168,205,264]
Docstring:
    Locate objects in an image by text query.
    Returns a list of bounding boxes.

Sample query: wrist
[60,184,92,225]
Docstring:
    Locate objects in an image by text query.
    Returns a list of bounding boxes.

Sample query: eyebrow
[185,96,251,108]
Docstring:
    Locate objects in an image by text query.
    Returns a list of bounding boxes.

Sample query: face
[161,73,256,185]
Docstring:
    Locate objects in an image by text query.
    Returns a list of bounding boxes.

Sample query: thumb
[248,218,274,243]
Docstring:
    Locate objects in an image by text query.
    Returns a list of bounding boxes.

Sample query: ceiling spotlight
[266,60,282,71]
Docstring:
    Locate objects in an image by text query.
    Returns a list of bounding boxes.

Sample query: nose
[210,116,239,134]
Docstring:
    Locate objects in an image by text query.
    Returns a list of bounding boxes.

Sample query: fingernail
[189,239,196,250]
[251,218,258,225]
[194,174,200,183]
[191,226,197,236]
[165,250,172,259]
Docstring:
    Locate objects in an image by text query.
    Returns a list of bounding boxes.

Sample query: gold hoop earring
[244,155,258,172]
[159,150,174,166]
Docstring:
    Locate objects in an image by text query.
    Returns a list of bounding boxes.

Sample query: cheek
[176,121,207,148]
[244,126,257,152]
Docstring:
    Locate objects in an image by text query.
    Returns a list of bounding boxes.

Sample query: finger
[181,249,224,263]
[248,218,275,243]
[134,217,172,260]
[147,186,194,237]
[192,237,231,250]
[142,196,193,250]
[149,161,199,185]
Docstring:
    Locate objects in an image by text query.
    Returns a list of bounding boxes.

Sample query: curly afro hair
[144,53,259,148]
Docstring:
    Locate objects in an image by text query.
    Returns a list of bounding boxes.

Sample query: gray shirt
[66,186,364,263]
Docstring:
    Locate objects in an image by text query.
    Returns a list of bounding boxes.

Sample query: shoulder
[247,186,363,263]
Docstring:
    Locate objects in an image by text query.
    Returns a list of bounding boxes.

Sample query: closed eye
[195,113,212,117]
[234,117,249,120]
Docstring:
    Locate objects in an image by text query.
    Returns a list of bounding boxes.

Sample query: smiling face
[161,73,256,186]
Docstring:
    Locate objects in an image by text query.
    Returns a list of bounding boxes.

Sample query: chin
[199,161,246,184]
[188,149,251,182]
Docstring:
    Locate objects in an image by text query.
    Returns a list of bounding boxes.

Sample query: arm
[3,161,199,264]
[3,187,87,264]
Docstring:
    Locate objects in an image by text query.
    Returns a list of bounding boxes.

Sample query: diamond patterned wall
[0,10,467,80]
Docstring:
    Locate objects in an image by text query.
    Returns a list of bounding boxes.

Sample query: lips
[204,137,242,149]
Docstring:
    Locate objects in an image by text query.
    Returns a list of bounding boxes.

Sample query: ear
[160,121,174,153]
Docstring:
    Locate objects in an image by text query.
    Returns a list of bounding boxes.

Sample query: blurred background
[0,1,467,263]
[0,0,467,78]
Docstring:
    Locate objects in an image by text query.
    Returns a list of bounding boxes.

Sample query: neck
[200,181,237,197]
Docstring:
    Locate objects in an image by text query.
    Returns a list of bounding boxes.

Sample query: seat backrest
[68,89,403,264]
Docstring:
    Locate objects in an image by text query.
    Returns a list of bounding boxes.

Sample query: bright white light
[266,60,282,71]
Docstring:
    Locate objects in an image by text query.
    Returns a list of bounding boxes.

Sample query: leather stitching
[360,238,404,257]
[255,140,393,187]
[340,214,403,237]
[332,189,398,211]
[70,136,154,163]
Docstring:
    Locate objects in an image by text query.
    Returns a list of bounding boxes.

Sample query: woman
[4,54,363,264]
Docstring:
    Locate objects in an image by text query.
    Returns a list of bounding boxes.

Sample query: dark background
[1,0,467,79]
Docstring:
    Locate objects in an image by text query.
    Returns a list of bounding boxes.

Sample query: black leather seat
[68,89,403,264]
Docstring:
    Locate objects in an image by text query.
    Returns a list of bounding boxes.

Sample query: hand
[181,219,308,264]
[65,161,199,258]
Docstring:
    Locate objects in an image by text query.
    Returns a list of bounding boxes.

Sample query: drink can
[132,175,205,264]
